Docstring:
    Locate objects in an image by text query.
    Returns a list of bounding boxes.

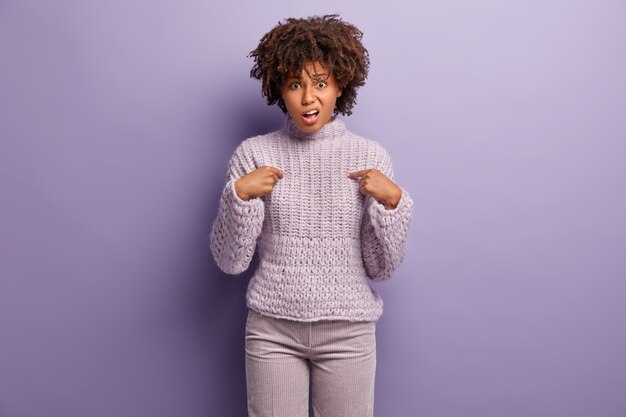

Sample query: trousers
[245,308,377,417]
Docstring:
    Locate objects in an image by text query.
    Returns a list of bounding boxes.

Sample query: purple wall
[1,1,625,416]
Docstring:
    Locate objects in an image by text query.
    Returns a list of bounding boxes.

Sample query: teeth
[305,110,318,115]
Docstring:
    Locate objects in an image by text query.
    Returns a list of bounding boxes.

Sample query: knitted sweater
[210,117,414,322]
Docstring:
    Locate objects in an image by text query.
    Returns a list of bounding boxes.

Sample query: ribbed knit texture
[210,117,414,322]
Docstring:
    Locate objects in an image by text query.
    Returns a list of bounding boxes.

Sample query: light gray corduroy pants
[245,308,377,417]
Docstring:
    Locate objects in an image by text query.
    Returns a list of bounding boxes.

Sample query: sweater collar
[284,116,346,140]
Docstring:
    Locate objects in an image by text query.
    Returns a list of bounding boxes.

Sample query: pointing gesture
[235,166,284,201]
[347,169,403,210]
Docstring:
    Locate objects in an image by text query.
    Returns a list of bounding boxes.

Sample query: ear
[337,89,343,97]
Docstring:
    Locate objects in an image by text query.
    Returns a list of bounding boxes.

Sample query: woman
[210,14,414,417]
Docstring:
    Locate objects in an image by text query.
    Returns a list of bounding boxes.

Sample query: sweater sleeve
[360,147,414,281]
[210,142,265,275]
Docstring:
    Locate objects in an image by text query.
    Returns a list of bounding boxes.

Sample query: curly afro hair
[248,14,370,116]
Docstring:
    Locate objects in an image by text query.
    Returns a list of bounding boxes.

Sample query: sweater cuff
[368,187,413,228]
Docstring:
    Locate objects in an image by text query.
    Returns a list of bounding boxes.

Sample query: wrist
[383,187,402,210]
[234,179,250,202]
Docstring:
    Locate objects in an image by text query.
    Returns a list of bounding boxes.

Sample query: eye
[289,82,301,89]
[316,80,327,88]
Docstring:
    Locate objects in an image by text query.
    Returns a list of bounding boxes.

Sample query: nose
[301,85,315,105]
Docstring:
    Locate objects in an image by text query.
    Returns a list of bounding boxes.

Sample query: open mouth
[302,109,319,125]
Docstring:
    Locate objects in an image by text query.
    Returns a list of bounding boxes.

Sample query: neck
[284,116,346,140]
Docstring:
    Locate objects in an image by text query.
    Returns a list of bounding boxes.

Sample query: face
[281,61,342,133]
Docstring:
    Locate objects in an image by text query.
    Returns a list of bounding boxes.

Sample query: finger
[347,169,372,179]
[358,181,369,195]
[269,166,284,179]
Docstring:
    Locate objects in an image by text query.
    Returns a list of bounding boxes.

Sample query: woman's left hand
[347,169,403,210]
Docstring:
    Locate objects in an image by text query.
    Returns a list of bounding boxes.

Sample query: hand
[235,166,284,201]
[347,169,402,210]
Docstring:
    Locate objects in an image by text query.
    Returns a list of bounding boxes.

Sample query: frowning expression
[281,61,342,133]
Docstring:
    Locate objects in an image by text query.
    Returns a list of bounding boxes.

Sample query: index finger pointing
[346,169,372,179]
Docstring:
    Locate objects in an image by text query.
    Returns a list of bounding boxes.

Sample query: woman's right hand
[234,166,284,201]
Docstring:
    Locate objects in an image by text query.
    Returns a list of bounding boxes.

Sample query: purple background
[1,1,625,416]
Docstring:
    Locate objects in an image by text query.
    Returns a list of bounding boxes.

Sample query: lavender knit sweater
[210,117,414,322]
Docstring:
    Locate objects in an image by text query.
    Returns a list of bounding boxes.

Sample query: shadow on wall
[185,88,285,416]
